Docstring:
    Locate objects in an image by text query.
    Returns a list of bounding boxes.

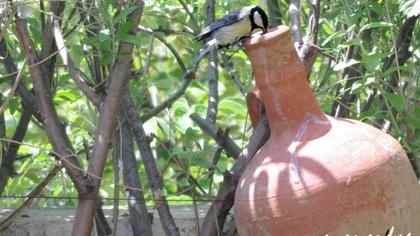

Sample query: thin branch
[190,114,241,158]
[0,164,62,231]
[205,0,218,124]
[178,0,200,31]
[288,0,303,46]
[52,20,102,106]
[39,1,65,86]
[200,115,270,236]
[0,57,27,115]
[140,72,194,122]
[0,38,41,119]
[111,120,122,236]
[221,54,246,95]
[15,18,89,194]
[308,0,321,45]
[139,25,186,71]
[123,93,180,236]
[208,128,230,195]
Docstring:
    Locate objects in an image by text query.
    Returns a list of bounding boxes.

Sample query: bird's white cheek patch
[254,12,263,29]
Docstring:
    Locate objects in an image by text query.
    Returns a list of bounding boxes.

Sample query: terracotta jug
[234,25,420,235]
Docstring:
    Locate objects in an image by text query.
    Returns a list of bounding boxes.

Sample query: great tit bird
[187,6,268,71]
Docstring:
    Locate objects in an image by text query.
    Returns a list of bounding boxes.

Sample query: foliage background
[0,0,419,214]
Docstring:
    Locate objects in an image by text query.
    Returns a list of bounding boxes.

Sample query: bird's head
[250,6,268,34]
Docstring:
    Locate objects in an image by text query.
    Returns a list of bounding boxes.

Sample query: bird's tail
[185,39,217,73]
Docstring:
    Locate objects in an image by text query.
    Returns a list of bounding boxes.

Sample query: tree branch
[0,108,31,194]
[118,112,153,236]
[178,0,200,31]
[0,38,41,119]
[15,18,89,194]
[308,0,321,45]
[205,0,218,124]
[288,0,303,47]
[221,54,246,95]
[52,20,102,106]
[190,113,241,158]
[123,93,180,236]
[72,1,145,235]
[200,115,270,236]
[39,1,65,86]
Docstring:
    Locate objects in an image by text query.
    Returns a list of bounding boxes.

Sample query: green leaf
[9,97,19,115]
[407,116,420,130]
[114,7,137,22]
[219,99,246,114]
[321,22,333,35]
[385,93,405,112]
[362,53,381,71]
[359,22,393,33]
[192,158,212,169]
[119,34,139,45]
[333,59,360,71]
[116,21,135,38]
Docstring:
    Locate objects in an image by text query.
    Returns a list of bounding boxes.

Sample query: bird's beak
[262,27,268,34]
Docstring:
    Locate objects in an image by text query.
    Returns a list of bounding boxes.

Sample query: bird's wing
[195,7,251,41]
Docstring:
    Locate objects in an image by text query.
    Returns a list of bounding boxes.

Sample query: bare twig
[200,115,270,236]
[82,142,113,236]
[123,93,180,236]
[190,114,241,158]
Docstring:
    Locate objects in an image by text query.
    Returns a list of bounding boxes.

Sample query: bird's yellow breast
[212,17,252,46]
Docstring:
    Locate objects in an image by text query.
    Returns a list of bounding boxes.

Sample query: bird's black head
[250,6,268,33]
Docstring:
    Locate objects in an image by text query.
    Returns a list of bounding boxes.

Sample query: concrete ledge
[0,205,209,236]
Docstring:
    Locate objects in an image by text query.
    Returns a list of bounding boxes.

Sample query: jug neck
[244,26,326,132]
